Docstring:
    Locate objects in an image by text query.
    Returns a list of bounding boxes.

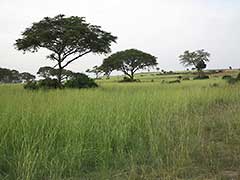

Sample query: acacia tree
[179,49,210,77]
[101,49,157,80]
[15,14,117,86]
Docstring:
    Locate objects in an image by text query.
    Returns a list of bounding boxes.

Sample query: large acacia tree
[179,49,210,77]
[15,14,117,85]
[101,49,157,80]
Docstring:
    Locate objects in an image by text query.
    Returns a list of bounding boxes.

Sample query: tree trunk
[198,69,204,78]
[130,71,134,80]
[57,68,63,88]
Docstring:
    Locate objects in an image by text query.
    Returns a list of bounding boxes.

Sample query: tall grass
[0,80,240,179]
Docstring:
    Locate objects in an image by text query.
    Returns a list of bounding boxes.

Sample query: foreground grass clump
[0,80,240,179]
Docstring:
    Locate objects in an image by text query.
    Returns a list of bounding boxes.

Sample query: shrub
[222,75,232,80]
[38,78,60,89]
[119,77,140,83]
[193,75,209,80]
[227,78,238,84]
[236,73,240,81]
[225,73,240,85]
[210,83,219,87]
[182,77,190,80]
[65,73,98,89]
[168,80,181,84]
[24,81,38,90]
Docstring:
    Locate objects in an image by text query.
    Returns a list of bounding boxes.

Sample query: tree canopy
[15,14,117,85]
[37,66,73,81]
[101,49,157,80]
[179,49,210,77]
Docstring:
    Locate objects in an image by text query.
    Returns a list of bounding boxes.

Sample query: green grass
[0,78,240,179]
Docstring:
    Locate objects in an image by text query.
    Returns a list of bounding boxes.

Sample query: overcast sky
[0,0,239,74]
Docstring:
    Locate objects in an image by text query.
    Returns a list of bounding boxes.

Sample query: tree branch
[62,50,92,69]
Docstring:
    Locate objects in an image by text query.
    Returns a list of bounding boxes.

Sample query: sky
[0,0,239,75]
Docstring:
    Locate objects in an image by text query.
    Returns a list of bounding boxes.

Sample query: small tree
[179,49,210,77]
[101,49,157,80]
[15,14,117,86]
[20,72,36,82]
[37,66,54,79]
[37,66,73,81]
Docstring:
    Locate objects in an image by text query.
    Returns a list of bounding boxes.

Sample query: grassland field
[0,70,240,179]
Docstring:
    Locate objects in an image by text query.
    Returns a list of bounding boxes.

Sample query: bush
[119,77,140,83]
[193,75,209,80]
[65,73,98,89]
[38,78,60,89]
[222,75,232,80]
[168,80,181,84]
[227,78,238,84]
[182,77,190,80]
[24,81,38,90]
[236,73,240,81]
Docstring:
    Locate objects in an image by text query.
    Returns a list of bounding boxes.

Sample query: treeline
[0,67,35,83]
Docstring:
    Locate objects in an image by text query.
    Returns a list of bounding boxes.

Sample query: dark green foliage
[65,73,98,89]
[236,73,240,80]
[37,66,54,79]
[196,60,206,71]
[193,75,209,80]
[38,78,60,89]
[183,77,190,80]
[37,66,74,82]
[119,77,140,83]
[15,14,117,84]
[210,83,219,87]
[0,68,20,83]
[24,79,60,90]
[222,75,232,80]
[226,73,240,84]
[20,72,36,82]
[227,78,238,84]
[101,49,157,80]
[168,80,181,84]
[23,81,38,90]
[0,67,35,83]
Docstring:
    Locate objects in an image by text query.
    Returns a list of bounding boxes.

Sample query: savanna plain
[0,72,240,180]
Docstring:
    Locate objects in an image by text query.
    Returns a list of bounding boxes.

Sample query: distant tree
[15,14,117,86]
[20,72,36,82]
[99,61,115,79]
[10,70,20,82]
[0,68,12,83]
[0,68,21,83]
[229,66,232,70]
[156,67,160,72]
[101,49,157,80]
[86,66,102,79]
[179,49,210,77]
[37,66,54,79]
